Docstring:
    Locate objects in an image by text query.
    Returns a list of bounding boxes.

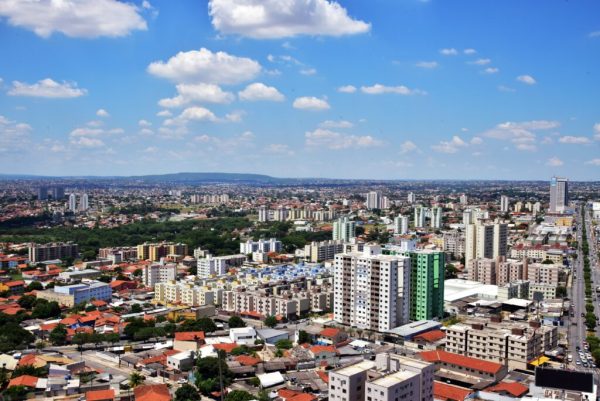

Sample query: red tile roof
[174,331,205,341]
[213,343,238,353]
[134,384,171,401]
[433,382,473,401]
[86,389,115,401]
[8,375,38,388]
[235,355,261,366]
[319,328,341,338]
[290,394,317,401]
[5,280,24,287]
[487,382,529,397]
[317,370,329,383]
[419,350,503,374]
[414,329,446,343]
[278,389,300,400]
[309,345,337,355]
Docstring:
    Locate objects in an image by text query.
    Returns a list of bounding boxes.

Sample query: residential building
[98,246,137,260]
[28,242,79,263]
[136,242,188,261]
[36,281,111,307]
[154,281,216,306]
[419,350,507,382]
[500,195,509,213]
[197,254,246,277]
[142,263,177,287]
[393,215,409,235]
[464,220,507,267]
[497,259,528,286]
[527,263,560,286]
[334,246,411,331]
[528,283,557,300]
[332,217,356,242]
[467,258,497,285]
[79,193,89,212]
[240,238,282,254]
[442,231,464,259]
[460,194,468,205]
[403,250,445,321]
[304,240,344,263]
[68,193,77,212]
[58,269,102,282]
[414,206,426,228]
[430,207,442,229]
[549,176,569,213]
[366,191,382,209]
[408,192,416,203]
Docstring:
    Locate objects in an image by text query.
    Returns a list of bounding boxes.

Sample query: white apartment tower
[366,191,382,210]
[79,193,89,212]
[142,263,177,287]
[549,176,568,213]
[333,217,356,242]
[465,220,508,266]
[393,215,409,235]
[500,195,509,213]
[460,194,468,205]
[68,193,77,212]
[407,192,416,203]
[430,207,442,229]
[334,246,411,331]
[414,206,426,228]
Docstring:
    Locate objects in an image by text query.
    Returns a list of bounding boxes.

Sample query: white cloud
[266,143,294,155]
[293,96,330,111]
[399,140,418,154]
[483,67,499,74]
[0,115,31,152]
[71,136,104,148]
[305,128,382,150]
[225,110,245,122]
[360,84,426,95]
[157,110,172,118]
[8,78,87,98]
[138,120,152,127]
[208,0,371,39]
[159,83,235,108]
[516,75,536,85]
[0,0,147,38]
[238,82,285,102]
[337,85,356,93]
[300,68,317,76]
[463,48,477,55]
[170,106,218,125]
[415,61,438,69]
[148,48,261,85]
[143,146,158,153]
[470,136,483,145]
[515,143,536,152]
[558,135,591,144]
[586,159,600,166]
[470,58,491,65]
[96,109,109,117]
[431,136,468,154]
[319,120,353,129]
[594,123,600,140]
[498,85,516,93]
[546,157,564,166]
[482,120,559,152]
[439,48,458,56]
[69,127,123,137]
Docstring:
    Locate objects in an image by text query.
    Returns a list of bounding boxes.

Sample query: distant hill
[127,172,280,183]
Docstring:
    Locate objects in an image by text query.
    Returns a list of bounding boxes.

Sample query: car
[583,362,589,368]
[177,378,187,384]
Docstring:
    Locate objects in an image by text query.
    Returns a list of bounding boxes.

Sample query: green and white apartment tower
[402,250,446,321]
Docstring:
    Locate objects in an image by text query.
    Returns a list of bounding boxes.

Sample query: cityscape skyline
[0,0,599,180]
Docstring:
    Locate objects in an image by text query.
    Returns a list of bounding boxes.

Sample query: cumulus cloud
[594,123,600,140]
[208,0,370,39]
[138,120,152,127]
[586,159,600,166]
[482,120,559,152]
[483,67,499,74]
[360,84,426,95]
[148,48,261,85]
[470,58,491,65]
[300,68,317,76]
[71,136,104,148]
[319,120,353,129]
[238,82,285,102]
[8,78,87,98]
[415,61,438,69]
[96,109,109,117]
[69,127,123,138]
[439,48,458,56]
[431,136,468,154]
[157,110,172,118]
[0,115,31,152]
[470,136,483,145]
[558,135,591,144]
[165,106,219,126]
[337,85,356,93]
[158,83,235,108]
[463,48,477,55]
[0,0,147,38]
[399,140,418,154]
[546,157,564,167]
[293,96,330,111]
[266,143,294,155]
[517,75,536,85]
[305,128,382,150]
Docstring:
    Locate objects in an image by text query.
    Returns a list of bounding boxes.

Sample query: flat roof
[334,361,376,376]
[387,320,441,337]
[445,279,498,302]
[371,370,418,387]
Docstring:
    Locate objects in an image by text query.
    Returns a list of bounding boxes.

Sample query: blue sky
[0,0,599,180]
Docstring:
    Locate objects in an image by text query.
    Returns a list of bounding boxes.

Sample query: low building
[229,327,257,346]
[58,269,101,281]
[166,351,194,371]
[36,281,111,307]
[173,331,205,352]
[419,350,507,382]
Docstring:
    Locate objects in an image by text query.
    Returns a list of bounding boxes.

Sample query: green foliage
[275,339,293,350]
[3,385,29,401]
[230,345,250,356]
[49,324,68,346]
[542,259,554,264]
[248,377,260,387]
[134,326,166,341]
[225,390,255,401]
[556,286,567,298]
[131,304,143,313]
[445,264,458,279]
[177,318,217,333]
[175,384,200,401]
[228,316,246,328]
[298,330,311,345]
[195,356,232,395]
[12,364,47,378]
[17,294,37,309]
[129,371,145,388]
[0,320,35,352]
[31,299,61,319]
[264,315,277,328]
[25,281,43,292]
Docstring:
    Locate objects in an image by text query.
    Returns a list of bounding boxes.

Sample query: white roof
[230,327,256,336]
[257,371,285,388]
[503,298,533,308]
[349,340,372,348]
[444,279,498,302]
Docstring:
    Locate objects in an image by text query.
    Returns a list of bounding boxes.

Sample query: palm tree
[129,371,145,389]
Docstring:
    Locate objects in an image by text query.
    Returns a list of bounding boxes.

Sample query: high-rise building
[334,246,411,331]
[500,195,509,213]
[332,217,356,242]
[142,263,177,288]
[393,215,409,235]
[366,191,382,210]
[68,193,77,212]
[407,192,416,203]
[137,242,188,261]
[459,194,468,205]
[37,187,48,200]
[414,206,426,228]
[402,250,445,321]
[462,210,474,225]
[240,238,282,254]
[464,221,508,267]
[258,206,268,222]
[430,207,442,229]
[29,242,79,263]
[51,186,65,200]
[549,176,568,213]
[79,193,89,211]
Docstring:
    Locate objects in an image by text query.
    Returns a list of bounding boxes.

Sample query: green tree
[228,316,246,328]
[225,390,255,401]
[25,281,43,292]
[264,315,277,328]
[128,371,145,388]
[0,322,35,353]
[177,317,217,333]
[275,339,293,350]
[49,323,68,346]
[17,294,37,309]
[3,385,28,401]
[298,330,311,344]
[195,356,232,395]
[131,304,143,313]
[175,384,200,401]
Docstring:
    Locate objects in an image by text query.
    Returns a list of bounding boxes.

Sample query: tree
[25,281,43,292]
[49,324,68,346]
[275,339,293,350]
[195,356,232,395]
[0,322,35,353]
[177,317,217,333]
[128,371,145,388]
[228,316,246,328]
[17,294,37,309]
[556,286,567,298]
[225,390,255,401]
[542,259,554,264]
[131,304,143,313]
[31,300,61,319]
[445,264,458,279]
[175,384,200,401]
[264,315,277,328]
[298,330,311,345]
[3,385,28,401]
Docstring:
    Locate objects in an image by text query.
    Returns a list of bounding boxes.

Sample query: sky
[0,0,599,180]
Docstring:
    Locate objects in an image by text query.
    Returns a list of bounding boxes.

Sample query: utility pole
[217,350,224,401]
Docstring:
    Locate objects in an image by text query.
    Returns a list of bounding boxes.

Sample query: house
[229,327,257,345]
[487,382,529,397]
[8,375,39,389]
[0,280,25,294]
[166,351,195,371]
[317,328,348,345]
[86,389,115,401]
[173,331,205,352]
[257,328,289,345]
[434,382,473,401]
[134,384,171,401]
[309,345,338,366]
[278,389,318,401]
[419,350,507,382]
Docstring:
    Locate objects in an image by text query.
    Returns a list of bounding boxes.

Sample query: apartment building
[497,259,528,286]
[222,289,316,318]
[28,242,79,263]
[197,254,246,277]
[393,215,409,235]
[334,246,412,331]
[528,283,557,300]
[527,263,560,286]
[464,221,507,267]
[98,246,138,260]
[142,263,177,288]
[240,238,282,254]
[304,240,344,263]
[401,250,445,321]
[137,242,188,261]
[443,231,465,259]
[467,258,497,284]
[154,281,215,306]
[419,350,507,382]
[37,281,111,307]
[445,318,558,369]
[329,354,434,401]
[510,244,566,263]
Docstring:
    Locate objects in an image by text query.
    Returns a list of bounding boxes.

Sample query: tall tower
[333,217,356,242]
[403,250,445,321]
[549,176,568,213]
[68,193,77,212]
[500,195,509,213]
[394,215,409,235]
[79,193,89,211]
[430,207,442,229]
